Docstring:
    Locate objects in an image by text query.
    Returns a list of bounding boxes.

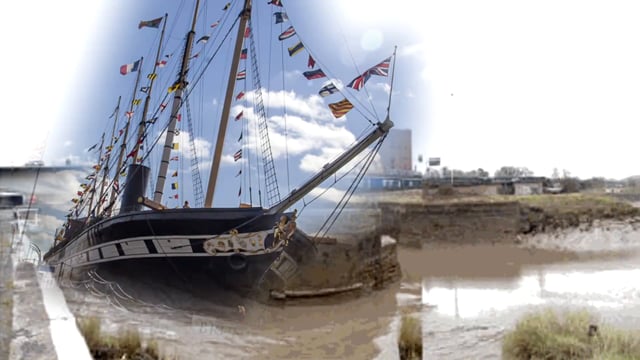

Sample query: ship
[43,0,396,297]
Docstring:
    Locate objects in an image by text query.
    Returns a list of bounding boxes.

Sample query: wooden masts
[109,58,143,213]
[204,0,252,208]
[152,1,201,203]
[133,13,169,164]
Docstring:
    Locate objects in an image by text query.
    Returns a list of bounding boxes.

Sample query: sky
[2,0,640,212]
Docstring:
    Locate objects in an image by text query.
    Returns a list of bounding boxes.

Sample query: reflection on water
[420,244,640,359]
[55,247,427,360]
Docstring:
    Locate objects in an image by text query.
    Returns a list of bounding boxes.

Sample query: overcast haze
[2,0,639,182]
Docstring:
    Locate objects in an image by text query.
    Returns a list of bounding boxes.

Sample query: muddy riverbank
[368,191,640,247]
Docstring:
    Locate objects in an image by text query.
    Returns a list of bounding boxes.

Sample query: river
[55,246,421,360]
[417,224,640,359]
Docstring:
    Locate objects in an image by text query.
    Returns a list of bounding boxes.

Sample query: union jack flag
[346,72,371,91]
[367,56,391,77]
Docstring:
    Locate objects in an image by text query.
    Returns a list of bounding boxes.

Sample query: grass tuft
[398,314,422,359]
[502,308,640,360]
[76,316,177,360]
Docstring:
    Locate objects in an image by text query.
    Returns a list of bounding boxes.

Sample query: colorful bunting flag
[171,171,178,177]
[113,179,119,193]
[233,149,242,161]
[126,149,137,159]
[170,156,179,161]
[268,0,283,7]
[168,83,180,93]
[138,17,163,29]
[328,98,354,118]
[236,91,245,100]
[308,55,315,69]
[120,60,141,75]
[223,2,230,10]
[211,21,220,28]
[171,183,178,190]
[172,143,179,150]
[238,132,243,142]
[274,12,288,24]
[140,86,149,93]
[235,111,243,120]
[145,117,157,124]
[287,41,304,57]
[132,99,141,106]
[236,70,246,80]
[278,26,296,41]
[87,143,98,152]
[319,83,338,97]
[303,69,326,80]
[197,35,210,44]
[367,56,391,76]
[156,60,167,67]
[346,72,371,91]
[160,103,167,112]
[244,27,250,38]
[235,169,242,177]
[147,73,157,80]
[190,52,200,59]
[125,111,134,119]
[240,48,247,59]
[173,194,179,199]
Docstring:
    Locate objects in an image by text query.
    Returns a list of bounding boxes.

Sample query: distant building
[376,129,412,176]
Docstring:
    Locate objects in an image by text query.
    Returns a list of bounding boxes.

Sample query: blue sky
[3,0,640,213]
[0,0,424,210]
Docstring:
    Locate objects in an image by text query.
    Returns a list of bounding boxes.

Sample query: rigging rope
[313,135,386,240]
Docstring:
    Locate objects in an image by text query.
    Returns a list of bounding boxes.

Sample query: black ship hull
[43,207,294,295]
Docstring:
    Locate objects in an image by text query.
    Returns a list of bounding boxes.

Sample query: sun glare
[0,0,104,165]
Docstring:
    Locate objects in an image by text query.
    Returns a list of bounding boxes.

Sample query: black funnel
[119,164,150,214]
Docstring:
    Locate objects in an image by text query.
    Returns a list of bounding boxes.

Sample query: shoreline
[366,191,640,248]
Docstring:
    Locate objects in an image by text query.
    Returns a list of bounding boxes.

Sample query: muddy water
[417,238,640,359]
[58,247,422,360]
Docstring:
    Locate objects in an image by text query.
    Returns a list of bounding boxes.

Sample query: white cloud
[229,90,361,174]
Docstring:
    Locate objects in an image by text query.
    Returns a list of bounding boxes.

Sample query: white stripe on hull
[48,230,283,269]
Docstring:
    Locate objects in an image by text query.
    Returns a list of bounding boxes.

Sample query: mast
[85,132,105,221]
[267,50,399,215]
[153,1,200,204]
[133,13,168,164]
[204,0,252,208]
[109,58,143,212]
[96,96,121,215]
[266,117,394,215]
